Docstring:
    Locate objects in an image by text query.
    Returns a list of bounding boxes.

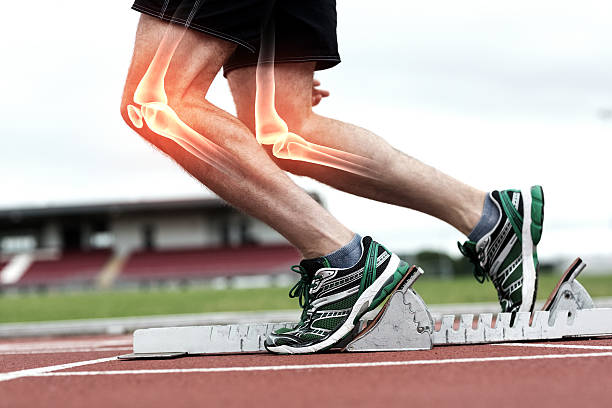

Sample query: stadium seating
[0,260,8,282]
[14,250,111,286]
[1,246,301,288]
[119,245,301,282]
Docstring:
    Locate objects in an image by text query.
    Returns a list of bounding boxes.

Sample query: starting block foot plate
[542,258,588,312]
[117,352,188,360]
[344,266,433,352]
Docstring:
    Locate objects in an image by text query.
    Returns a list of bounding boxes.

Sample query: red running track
[1,335,612,408]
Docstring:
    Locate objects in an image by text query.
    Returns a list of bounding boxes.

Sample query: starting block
[118,258,612,360]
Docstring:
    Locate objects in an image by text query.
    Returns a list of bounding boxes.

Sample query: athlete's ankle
[303,233,363,269]
[467,192,501,242]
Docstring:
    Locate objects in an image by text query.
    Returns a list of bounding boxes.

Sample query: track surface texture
[1,335,612,407]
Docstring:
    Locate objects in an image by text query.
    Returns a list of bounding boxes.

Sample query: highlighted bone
[254,25,380,179]
[141,102,238,176]
[127,105,143,128]
[254,61,288,145]
[270,132,374,179]
[133,26,185,106]
[131,21,239,178]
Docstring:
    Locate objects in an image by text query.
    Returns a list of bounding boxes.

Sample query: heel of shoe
[530,185,545,245]
[368,260,410,314]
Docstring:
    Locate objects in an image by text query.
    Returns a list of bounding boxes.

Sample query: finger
[313,79,321,87]
[318,89,330,97]
[312,94,322,107]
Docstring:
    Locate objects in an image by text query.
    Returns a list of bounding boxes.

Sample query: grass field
[1,273,612,323]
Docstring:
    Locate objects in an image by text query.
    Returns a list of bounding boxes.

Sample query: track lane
[1,336,612,407]
[3,349,612,408]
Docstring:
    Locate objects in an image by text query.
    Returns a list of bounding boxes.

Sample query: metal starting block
[118,258,612,360]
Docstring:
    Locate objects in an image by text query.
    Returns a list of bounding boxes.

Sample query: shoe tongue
[299,257,328,275]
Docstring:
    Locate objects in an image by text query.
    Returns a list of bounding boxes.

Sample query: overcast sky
[1,1,611,260]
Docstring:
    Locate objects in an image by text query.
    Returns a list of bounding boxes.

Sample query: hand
[312,79,330,107]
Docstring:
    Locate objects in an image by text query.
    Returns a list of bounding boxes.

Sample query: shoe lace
[457,241,488,284]
[288,265,313,323]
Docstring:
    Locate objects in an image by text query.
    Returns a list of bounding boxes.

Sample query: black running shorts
[131,0,340,76]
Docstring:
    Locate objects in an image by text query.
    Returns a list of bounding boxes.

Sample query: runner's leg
[120,16,354,258]
[227,63,486,236]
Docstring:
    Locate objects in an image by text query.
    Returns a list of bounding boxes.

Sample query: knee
[120,87,132,118]
[119,71,143,131]
[118,83,183,160]
[118,62,182,132]
[268,115,320,176]
[234,100,313,137]
[276,104,312,136]
[119,78,181,132]
[120,94,140,131]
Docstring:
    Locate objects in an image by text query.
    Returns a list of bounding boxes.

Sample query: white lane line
[0,357,117,382]
[0,347,131,355]
[493,343,612,350]
[30,351,612,377]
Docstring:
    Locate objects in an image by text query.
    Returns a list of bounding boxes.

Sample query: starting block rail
[119,258,612,360]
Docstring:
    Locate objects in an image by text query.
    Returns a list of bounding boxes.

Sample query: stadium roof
[0,193,322,223]
[0,197,230,222]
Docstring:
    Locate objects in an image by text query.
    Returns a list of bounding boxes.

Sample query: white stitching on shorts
[254,56,341,62]
[160,0,169,18]
[186,0,201,27]
[131,4,256,52]
[224,56,341,73]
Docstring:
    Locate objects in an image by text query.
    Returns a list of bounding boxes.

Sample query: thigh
[123,14,237,107]
[223,0,340,77]
[226,62,316,133]
[132,0,275,52]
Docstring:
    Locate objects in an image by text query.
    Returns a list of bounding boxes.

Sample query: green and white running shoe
[265,236,410,354]
[458,186,545,313]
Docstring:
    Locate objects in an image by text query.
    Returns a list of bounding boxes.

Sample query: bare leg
[252,22,381,180]
[227,63,486,236]
[121,16,353,258]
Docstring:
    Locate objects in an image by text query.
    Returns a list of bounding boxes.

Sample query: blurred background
[0,1,611,334]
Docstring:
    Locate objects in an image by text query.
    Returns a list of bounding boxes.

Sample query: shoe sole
[266,253,402,354]
[518,185,545,313]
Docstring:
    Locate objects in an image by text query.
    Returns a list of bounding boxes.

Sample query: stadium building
[0,197,313,291]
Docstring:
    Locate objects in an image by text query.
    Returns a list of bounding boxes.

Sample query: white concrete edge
[3,297,612,339]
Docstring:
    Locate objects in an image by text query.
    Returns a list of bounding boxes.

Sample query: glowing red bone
[127,104,143,128]
[141,102,237,176]
[128,24,239,178]
[255,61,379,179]
[133,26,185,105]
